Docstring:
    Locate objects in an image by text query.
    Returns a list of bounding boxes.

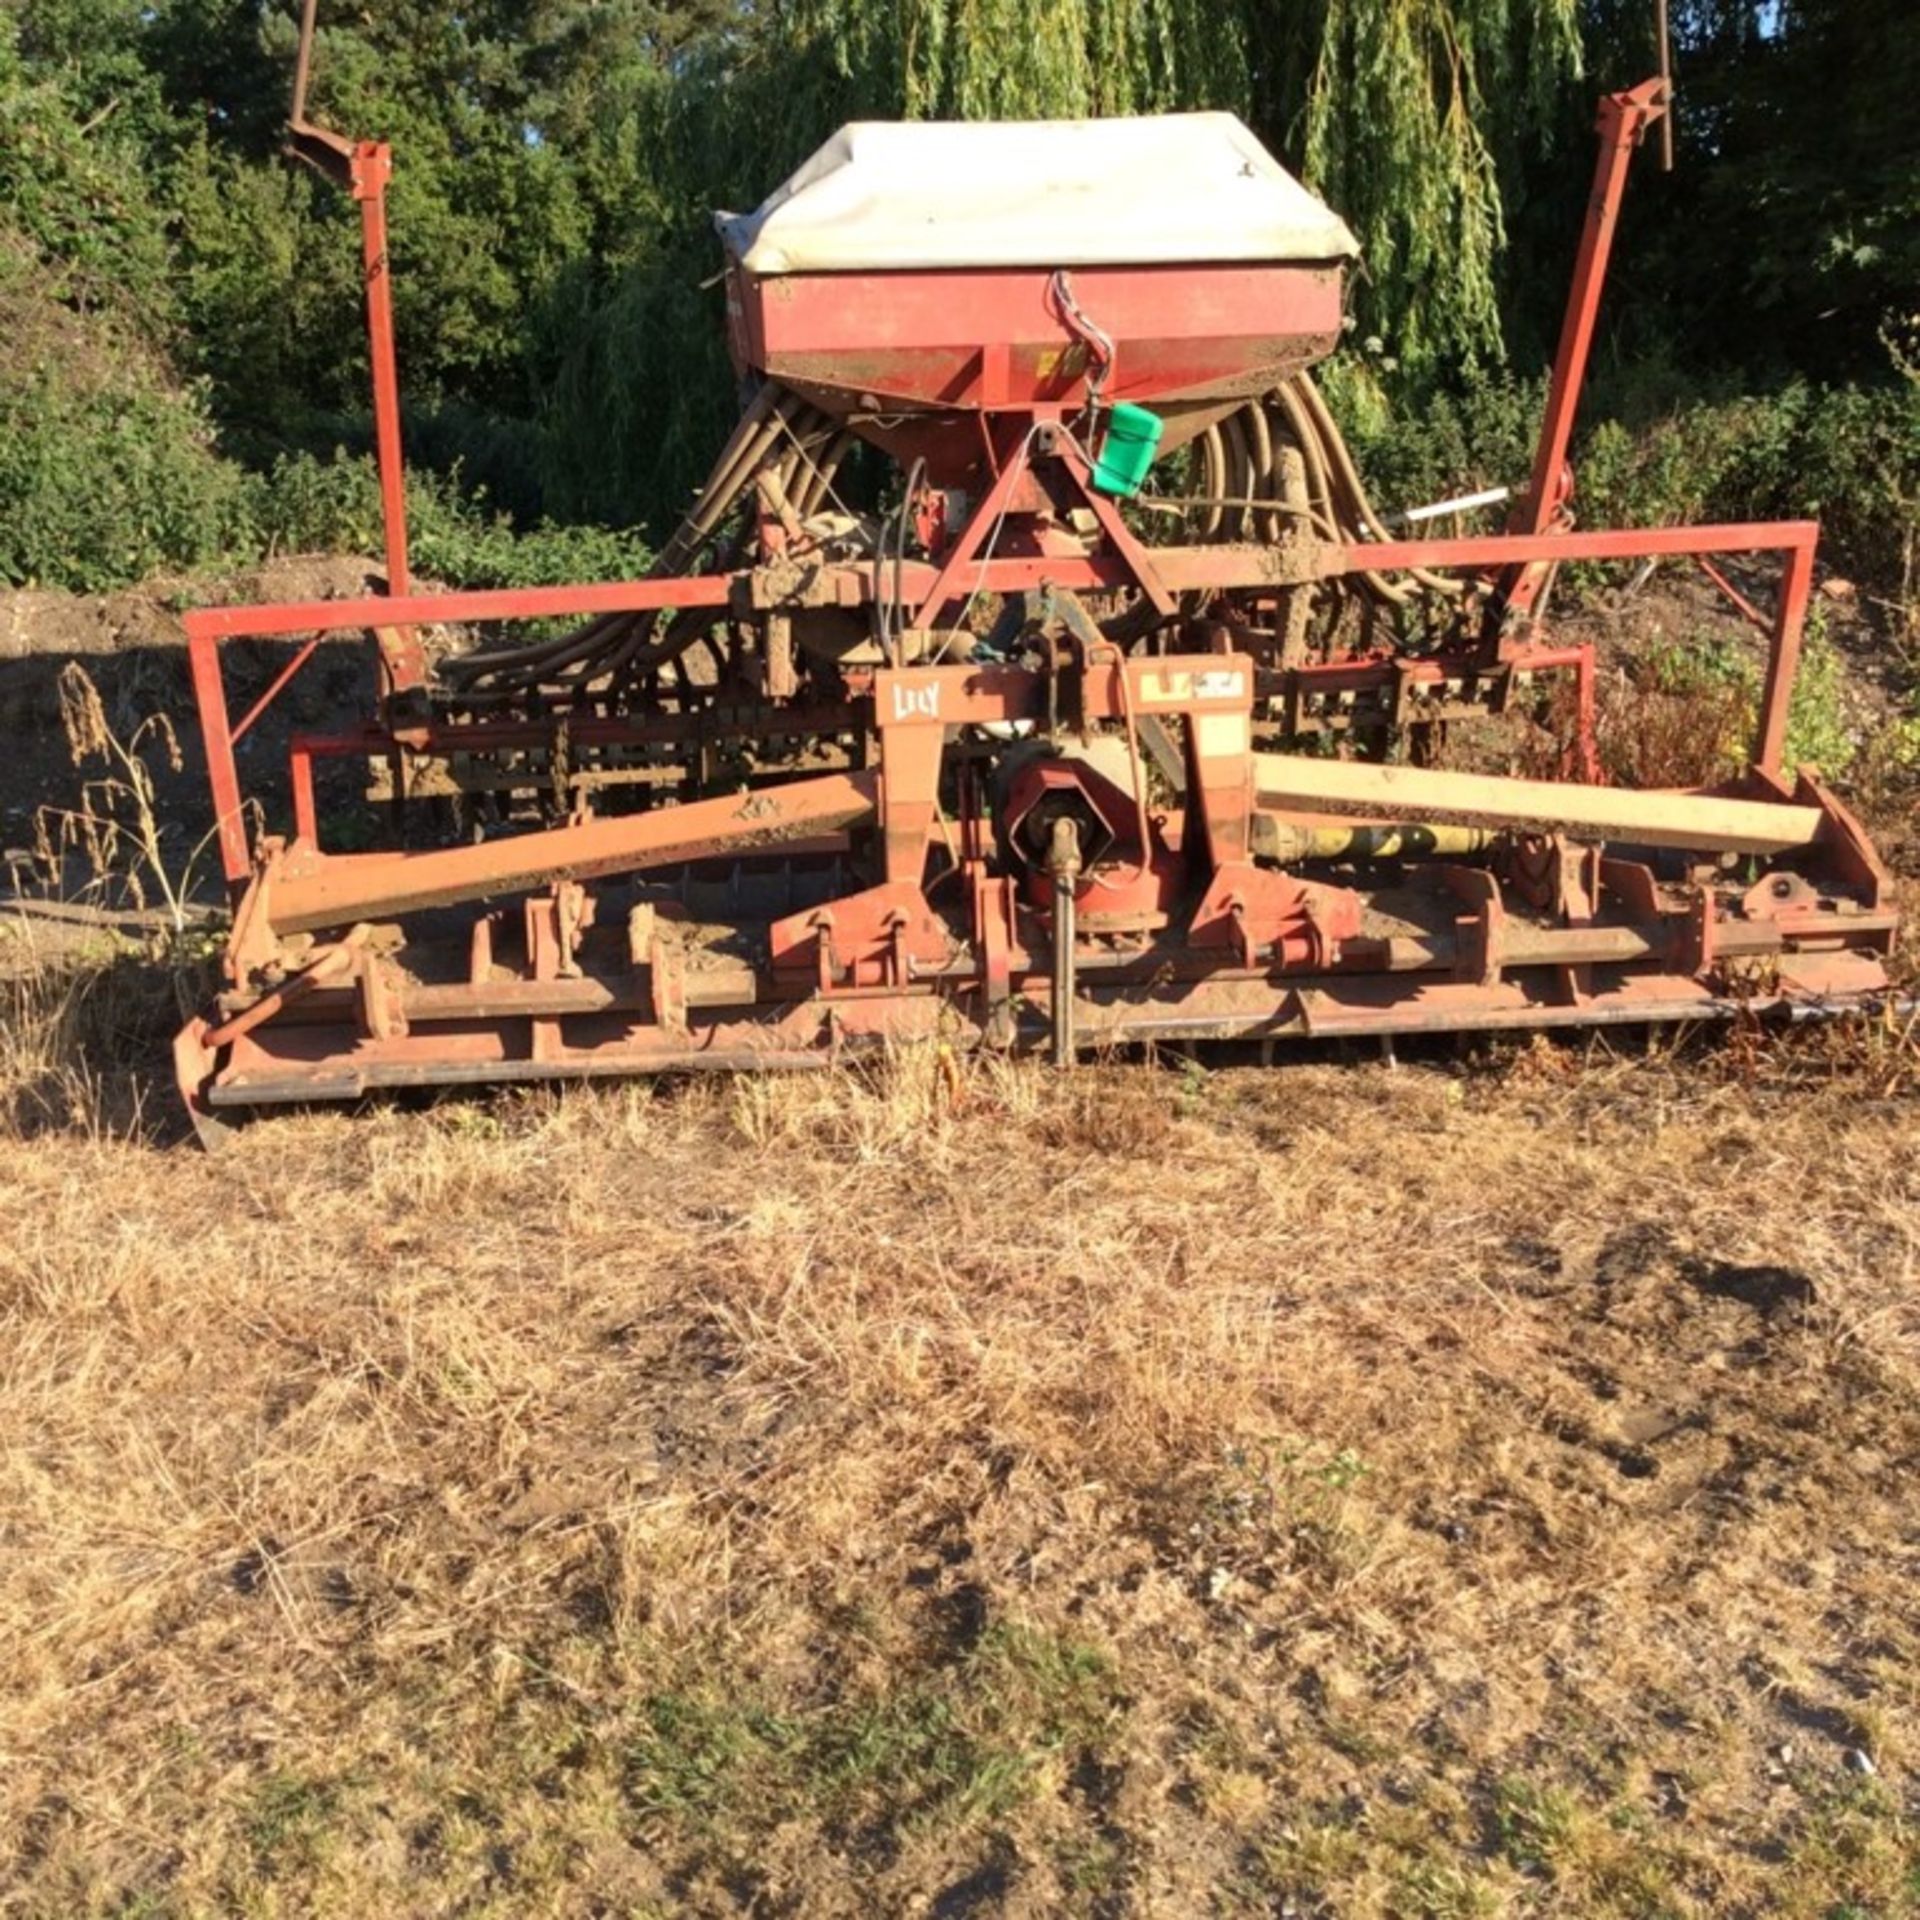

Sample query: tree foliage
[1650,0,1918,373]
[0,0,1911,588]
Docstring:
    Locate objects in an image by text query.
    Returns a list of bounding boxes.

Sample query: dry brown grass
[0,961,1917,1917]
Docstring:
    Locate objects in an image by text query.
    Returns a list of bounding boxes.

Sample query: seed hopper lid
[717,112,1359,276]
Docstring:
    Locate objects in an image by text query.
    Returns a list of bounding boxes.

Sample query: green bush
[0,15,174,328]
[254,448,652,590]
[1597,604,1857,788]
[0,22,256,590]
[0,244,255,590]
[1345,371,1920,597]
[1341,369,1548,519]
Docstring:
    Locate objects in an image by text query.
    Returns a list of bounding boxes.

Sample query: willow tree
[1263,0,1583,374]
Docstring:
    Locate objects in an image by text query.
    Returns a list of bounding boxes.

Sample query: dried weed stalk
[33,661,215,933]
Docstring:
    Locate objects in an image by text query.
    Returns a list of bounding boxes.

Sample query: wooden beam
[1252,755,1822,855]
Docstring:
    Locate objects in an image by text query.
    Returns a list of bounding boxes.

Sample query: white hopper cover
[718,113,1358,276]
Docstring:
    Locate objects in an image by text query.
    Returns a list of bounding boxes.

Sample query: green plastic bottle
[1090,402,1164,498]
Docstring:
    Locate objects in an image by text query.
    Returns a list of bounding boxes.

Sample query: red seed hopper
[719,114,1355,482]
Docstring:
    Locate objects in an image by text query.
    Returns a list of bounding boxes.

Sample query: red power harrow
[173,38,1899,1141]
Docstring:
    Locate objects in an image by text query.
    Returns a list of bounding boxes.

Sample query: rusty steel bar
[287,700,861,760]
[1655,0,1676,172]
[1693,553,1772,634]
[202,938,361,1049]
[263,769,878,931]
[1521,77,1670,540]
[230,636,324,746]
[284,0,409,592]
[1756,534,1815,779]
[181,573,735,643]
[353,152,410,596]
[290,0,319,127]
[187,626,252,887]
[1338,521,1818,574]
[198,1037,837,1108]
[179,521,1820,646]
[220,905,1898,1033]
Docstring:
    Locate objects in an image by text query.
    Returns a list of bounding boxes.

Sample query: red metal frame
[167,59,1899,1136]
[732,260,1345,473]
[183,514,1820,892]
[288,0,409,597]
[1519,77,1670,541]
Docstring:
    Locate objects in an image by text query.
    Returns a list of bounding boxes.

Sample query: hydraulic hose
[443,385,837,701]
